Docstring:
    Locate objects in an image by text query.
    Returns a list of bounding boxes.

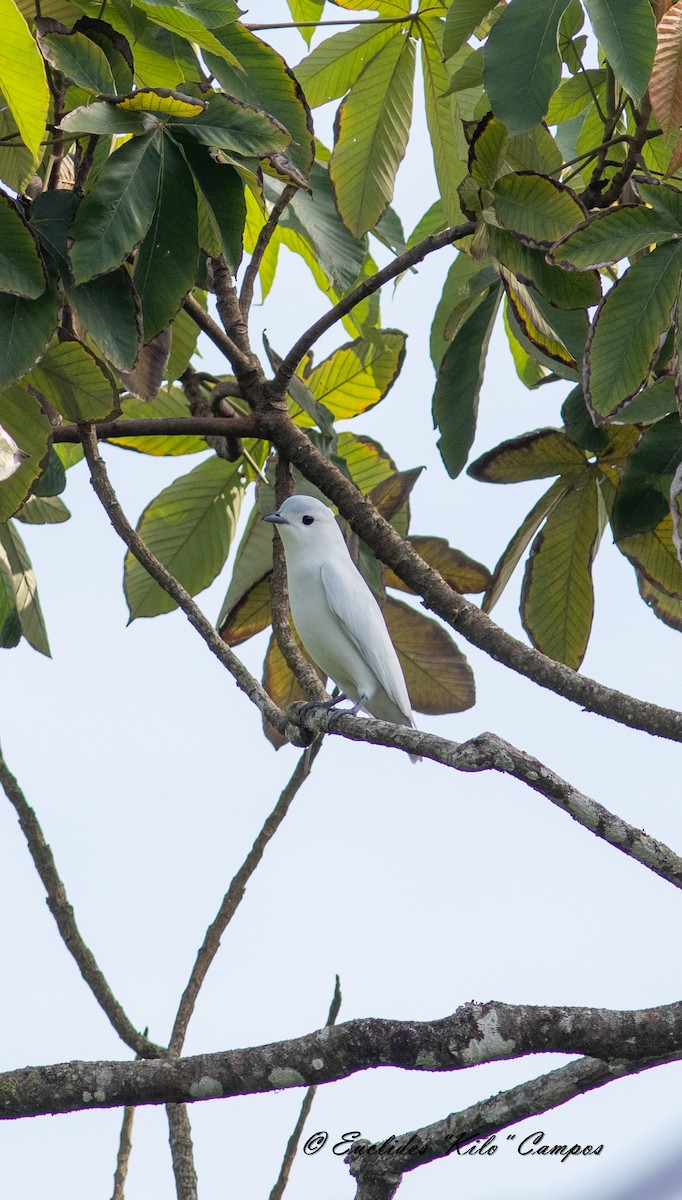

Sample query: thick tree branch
[0,748,160,1059]
[269,975,342,1200]
[3,999,682,1119]
[79,425,289,736]
[240,185,297,319]
[210,256,255,363]
[284,713,682,890]
[260,408,682,744]
[348,1054,654,1188]
[270,221,477,397]
[581,96,654,208]
[170,741,323,1054]
[182,294,258,387]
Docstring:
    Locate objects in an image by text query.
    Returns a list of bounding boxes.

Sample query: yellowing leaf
[384,535,491,595]
[117,88,206,117]
[221,574,272,646]
[384,597,475,714]
[262,626,324,749]
[650,1,682,136]
[0,0,49,157]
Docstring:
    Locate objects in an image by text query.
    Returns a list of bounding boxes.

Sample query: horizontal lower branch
[53,416,260,443]
[3,999,682,1120]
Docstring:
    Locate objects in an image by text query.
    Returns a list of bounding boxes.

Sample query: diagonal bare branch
[240,185,297,319]
[170,740,323,1053]
[110,1107,135,1200]
[0,748,161,1058]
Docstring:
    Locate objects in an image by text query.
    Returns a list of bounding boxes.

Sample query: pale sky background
[1,4,682,1199]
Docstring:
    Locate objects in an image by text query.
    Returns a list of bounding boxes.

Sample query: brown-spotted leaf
[221,573,272,646]
[367,465,423,533]
[383,597,475,715]
[469,428,587,483]
[650,1,682,137]
[618,513,682,597]
[384,535,491,595]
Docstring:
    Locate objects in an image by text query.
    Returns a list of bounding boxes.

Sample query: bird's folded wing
[320,560,412,718]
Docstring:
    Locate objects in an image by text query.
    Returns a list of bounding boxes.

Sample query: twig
[270,221,477,397]
[0,748,160,1058]
[167,1104,198,1200]
[269,976,342,1200]
[110,1107,135,1200]
[79,426,289,734]
[582,96,654,208]
[4,999,682,1118]
[259,407,682,745]
[53,416,261,443]
[182,294,259,387]
[271,454,328,699]
[169,740,323,1053]
[240,185,297,318]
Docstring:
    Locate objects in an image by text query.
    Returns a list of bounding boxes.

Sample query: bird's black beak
[263,511,289,525]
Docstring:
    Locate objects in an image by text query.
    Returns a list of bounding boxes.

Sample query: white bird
[264,495,420,761]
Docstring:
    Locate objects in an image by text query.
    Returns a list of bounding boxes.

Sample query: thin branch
[210,256,254,360]
[0,747,161,1059]
[182,294,258,386]
[582,96,654,208]
[240,185,297,318]
[169,740,324,1053]
[271,221,476,397]
[52,415,261,443]
[286,713,682,890]
[4,999,682,1118]
[180,368,243,462]
[245,18,405,30]
[270,454,329,699]
[79,425,289,735]
[269,976,342,1200]
[110,1107,135,1200]
[167,1104,198,1200]
[259,407,682,746]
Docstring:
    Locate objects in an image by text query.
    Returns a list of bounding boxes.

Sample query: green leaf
[0,551,20,648]
[482,478,572,613]
[549,205,682,271]
[285,0,324,47]
[0,0,50,157]
[295,18,398,106]
[33,447,66,497]
[0,90,42,193]
[133,133,198,341]
[300,331,406,423]
[60,100,148,135]
[169,93,291,157]
[0,288,60,389]
[274,164,367,292]
[430,252,498,369]
[504,304,553,389]
[521,473,602,668]
[217,502,274,632]
[615,376,677,425]
[561,385,608,453]
[38,29,117,93]
[506,124,563,175]
[637,568,682,630]
[469,428,587,483]
[125,454,243,619]
[0,384,52,520]
[491,171,587,249]
[184,145,245,272]
[28,188,78,276]
[488,226,601,309]
[618,513,682,598]
[367,465,422,529]
[500,270,579,369]
[69,129,162,284]
[336,431,397,492]
[546,69,605,123]
[583,0,656,103]
[65,268,142,374]
[0,520,50,655]
[131,1,240,62]
[444,44,484,95]
[443,0,498,58]
[14,494,70,524]
[166,297,203,384]
[330,30,415,237]
[469,112,508,190]
[420,16,468,225]
[109,386,207,456]
[636,180,682,225]
[204,23,314,178]
[484,0,571,134]
[383,597,475,714]
[611,415,682,539]
[0,194,46,299]
[384,535,491,595]
[584,241,682,422]
[27,340,117,422]
[433,283,501,478]
[504,293,578,381]
[262,625,322,749]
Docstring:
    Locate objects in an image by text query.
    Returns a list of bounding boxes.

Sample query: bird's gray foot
[344,694,367,717]
[298,694,347,720]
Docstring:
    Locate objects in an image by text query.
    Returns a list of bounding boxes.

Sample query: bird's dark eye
[302,515,314,526]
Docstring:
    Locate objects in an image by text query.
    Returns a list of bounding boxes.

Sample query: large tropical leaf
[0,287,60,389]
[0,520,50,655]
[611,415,682,539]
[0,384,52,520]
[108,387,208,456]
[125,455,243,619]
[491,171,586,249]
[298,331,406,423]
[383,597,475,714]
[330,30,415,237]
[549,205,682,271]
[484,0,571,133]
[65,269,142,373]
[469,428,587,483]
[420,16,467,225]
[295,17,398,106]
[27,341,118,422]
[583,0,656,103]
[0,0,50,157]
[0,194,46,299]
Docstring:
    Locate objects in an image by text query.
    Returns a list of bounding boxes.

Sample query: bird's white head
[263,495,345,561]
